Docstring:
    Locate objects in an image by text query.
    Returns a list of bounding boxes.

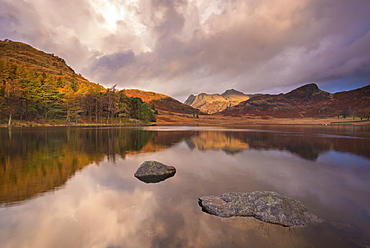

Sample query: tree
[105,85,118,123]
[81,93,96,122]
[61,85,82,122]
[341,109,350,119]
[115,91,129,123]
[127,97,156,123]
[37,82,64,120]
[356,109,370,120]
[1,80,23,125]
[70,74,78,92]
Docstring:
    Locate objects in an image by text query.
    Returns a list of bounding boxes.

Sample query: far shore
[154,113,370,126]
[2,114,370,128]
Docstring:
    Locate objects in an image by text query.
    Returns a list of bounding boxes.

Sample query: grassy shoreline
[2,115,370,128]
[0,119,149,128]
[154,113,370,126]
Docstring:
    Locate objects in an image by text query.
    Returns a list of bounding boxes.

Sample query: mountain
[222,83,370,118]
[0,40,158,124]
[184,89,249,114]
[0,39,104,93]
[124,89,201,115]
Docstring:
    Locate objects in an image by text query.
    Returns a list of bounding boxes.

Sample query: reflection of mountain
[184,129,370,161]
[131,131,195,154]
[233,132,329,160]
[187,132,249,153]
[0,128,154,204]
[232,130,370,161]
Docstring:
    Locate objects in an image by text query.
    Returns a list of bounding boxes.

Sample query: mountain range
[1,39,369,123]
[222,83,370,118]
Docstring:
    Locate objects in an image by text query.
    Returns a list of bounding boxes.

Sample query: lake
[0,125,369,248]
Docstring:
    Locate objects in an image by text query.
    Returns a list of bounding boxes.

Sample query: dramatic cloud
[1,0,369,100]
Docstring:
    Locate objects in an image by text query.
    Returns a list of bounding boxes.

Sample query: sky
[1,0,370,101]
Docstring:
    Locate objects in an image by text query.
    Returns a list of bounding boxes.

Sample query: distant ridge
[184,89,250,114]
[222,83,370,118]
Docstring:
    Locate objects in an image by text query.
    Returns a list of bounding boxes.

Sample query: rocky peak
[184,94,196,105]
[221,89,245,97]
[184,89,249,114]
[287,83,329,99]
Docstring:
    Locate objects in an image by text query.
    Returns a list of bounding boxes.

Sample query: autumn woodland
[0,40,155,126]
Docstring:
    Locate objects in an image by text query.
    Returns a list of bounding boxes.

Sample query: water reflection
[0,127,154,204]
[1,126,370,205]
[0,126,369,247]
[186,131,249,154]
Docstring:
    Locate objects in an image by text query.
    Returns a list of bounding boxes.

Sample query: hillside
[124,89,201,115]
[184,89,249,114]
[0,40,155,125]
[0,39,104,94]
[222,83,370,118]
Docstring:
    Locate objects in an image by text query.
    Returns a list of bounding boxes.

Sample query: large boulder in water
[198,191,320,227]
[134,161,176,183]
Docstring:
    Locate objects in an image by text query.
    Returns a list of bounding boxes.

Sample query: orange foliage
[123,89,168,103]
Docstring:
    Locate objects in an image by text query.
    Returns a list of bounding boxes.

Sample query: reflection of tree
[0,127,154,204]
[70,128,154,161]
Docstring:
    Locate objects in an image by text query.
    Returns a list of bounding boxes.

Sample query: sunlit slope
[124,89,201,115]
[0,40,105,94]
[185,89,249,114]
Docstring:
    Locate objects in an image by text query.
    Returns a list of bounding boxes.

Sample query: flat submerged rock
[134,161,176,183]
[198,191,320,227]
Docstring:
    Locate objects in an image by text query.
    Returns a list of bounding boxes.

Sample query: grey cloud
[0,0,98,72]
[86,50,136,84]
[1,0,369,100]
[83,0,370,99]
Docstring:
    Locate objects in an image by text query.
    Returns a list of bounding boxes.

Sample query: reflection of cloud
[0,136,369,247]
[0,163,157,248]
[188,131,249,153]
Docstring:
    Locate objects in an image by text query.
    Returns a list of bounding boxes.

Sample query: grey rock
[134,161,176,183]
[198,191,319,227]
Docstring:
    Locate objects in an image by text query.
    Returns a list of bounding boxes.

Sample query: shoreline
[154,114,370,126]
[2,115,370,128]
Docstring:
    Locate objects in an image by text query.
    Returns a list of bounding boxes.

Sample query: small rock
[134,161,176,183]
[198,191,320,227]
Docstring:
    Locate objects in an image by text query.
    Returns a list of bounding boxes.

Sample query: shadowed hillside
[222,84,370,119]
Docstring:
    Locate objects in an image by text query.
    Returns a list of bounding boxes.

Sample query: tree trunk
[8,113,12,126]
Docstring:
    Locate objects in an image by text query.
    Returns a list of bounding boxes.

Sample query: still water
[0,125,369,248]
